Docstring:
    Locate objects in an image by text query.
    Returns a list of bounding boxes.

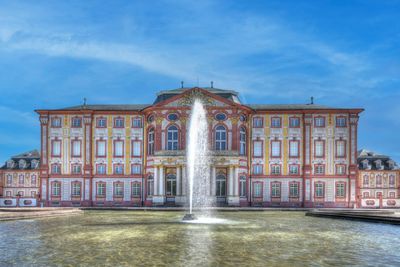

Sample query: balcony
[153,150,241,157]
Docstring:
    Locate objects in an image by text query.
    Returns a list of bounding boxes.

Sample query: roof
[357,149,398,170]
[53,104,151,111]
[247,104,339,110]
[11,149,40,159]
[1,149,40,170]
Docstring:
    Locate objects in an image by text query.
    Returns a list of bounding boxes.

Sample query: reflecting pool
[1,211,400,266]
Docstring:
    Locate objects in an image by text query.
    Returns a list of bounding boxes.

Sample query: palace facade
[32,87,366,208]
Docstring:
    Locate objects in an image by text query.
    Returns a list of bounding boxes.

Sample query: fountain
[182,99,212,221]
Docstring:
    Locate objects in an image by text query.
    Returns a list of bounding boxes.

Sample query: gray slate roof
[1,149,40,170]
[57,104,151,111]
[357,149,398,170]
[247,104,338,110]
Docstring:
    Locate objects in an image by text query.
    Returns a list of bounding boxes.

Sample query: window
[363,175,369,186]
[389,175,395,187]
[336,183,345,198]
[131,164,141,174]
[240,114,247,122]
[96,140,106,157]
[289,165,299,175]
[51,117,62,127]
[289,182,299,198]
[132,141,141,156]
[271,141,281,157]
[389,192,396,198]
[147,115,154,123]
[114,117,124,128]
[132,183,141,197]
[271,117,281,128]
[336,117,347,127]
[71,164,82,174]
[51,164,61,174]
[336,140,346,158]
[253,117,263,128]
[52,182,61,196]
[315,182,324,198]
[376,175,382,187]
[215,125,227,151]
[253,183,262,198]
[253,141,262,157]
[363,192,370,198]
[271,165,281,175]
[314,117,325,127]
[167,125,179,150]
[6,191,11,197]
[148,128,155,155]
[147,176,154,196]
[18,191,24,197]
[52,140,61,157]
[97,117,107,128]
[71,140,81,157]
[289,117,300,128]
[289,141,299,157]
[271,182,281,197]
[114,140,124,157]
[166,173,177,196]
[31,191,36,197]
[314,140,324,157]
[97,183,106,197]
[114,183,124,197]
[336,165,346,175]
[71,182,81,197]
[6,174,12,185]
[96,164,106,175]
[19,175,24,185]
[114,164,124,175]
[253,164,263,175]
[71,117,82,128]
[216,174,226,197]
[239,176,246,197]
[215,113,227,121]
[239,127,246,156]
[315,164,325,175]
[167,113,179,121]
[132,117,142,128]
[31,175,37,186]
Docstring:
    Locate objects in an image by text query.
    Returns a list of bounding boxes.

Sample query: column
[303,114,313,207]
[211,166,216,196]
[159,166,164,196]
[177,166,181,196]
[182,165,187,196]
[154,166,159,195]
[234,166,239,196]
[229,166,234,196]
[39,114,49,203]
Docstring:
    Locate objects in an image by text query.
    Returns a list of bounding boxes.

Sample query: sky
[0,0,399,163]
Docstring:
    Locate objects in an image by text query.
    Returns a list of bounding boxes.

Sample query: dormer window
[362,159,369,170]
[388,160,395,170]
[19,159,26,169]
[375,160,382,170]
[6,160,14,169]
[31,160,39,169]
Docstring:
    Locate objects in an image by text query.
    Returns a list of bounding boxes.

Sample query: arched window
[147,176,154,196]
[215,125,227,151]
[166,173,177,196]
[239,127,246,155]
[148,128,154,155]
[216,173,226,197]
[167,125,179,150]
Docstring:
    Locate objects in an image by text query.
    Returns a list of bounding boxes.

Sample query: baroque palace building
[33,87,365,208]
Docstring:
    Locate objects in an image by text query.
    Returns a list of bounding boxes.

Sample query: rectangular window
[131,164,141,174]
[97,140,106,157]
[336,140,346,158]
[6,191,11,197]
[336,165,346,175]
[97,117,107,128]
[253,183,262,198]
[114,164,124,175]
[114,183,124,197]
[289,117,300,128]
[271,141,281,157]
[131,183,141,197]
[71,164,82,174]
[271,165,281,175]
[253,141,262,157]
[271,117,281,128]
[18,191,24,197]
[363,175,369,186]
[253,117,263,128]
[96,164,106,175]
[114,117,125,128]
[71,183,81,197]
[71,140,81,157]
[363,192,370,198]
[19,175,24,185]
[336,117,347,127]
[132,141,141,157]
[97,183,106,197]
[114,140,124,157]
[31,191,36,197]
[6,175,12,185]
[389,175,395,187]
[314,140,324,158]
[51,117,62,127]
[289,141,299,157]
[132,117,142,128]
[389,192,396,198]
[52,140,61,157]
[315,164,325,175]
[52,182,61,196]
[289,164,299,175]
[51,164,61,174]
[71,117,82,128]
[336,183,345,198]
[31,175,37,186]
[271,182,281,197]
[239,176,246,197]
[289,182,299,197]
[315,183,324,198]
[253,164,262,175]
[314,117,325,127]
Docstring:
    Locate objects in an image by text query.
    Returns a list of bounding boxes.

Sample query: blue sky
[0,0,399,163]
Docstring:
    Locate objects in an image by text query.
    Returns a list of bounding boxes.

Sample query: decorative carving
[178,90,215,106]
